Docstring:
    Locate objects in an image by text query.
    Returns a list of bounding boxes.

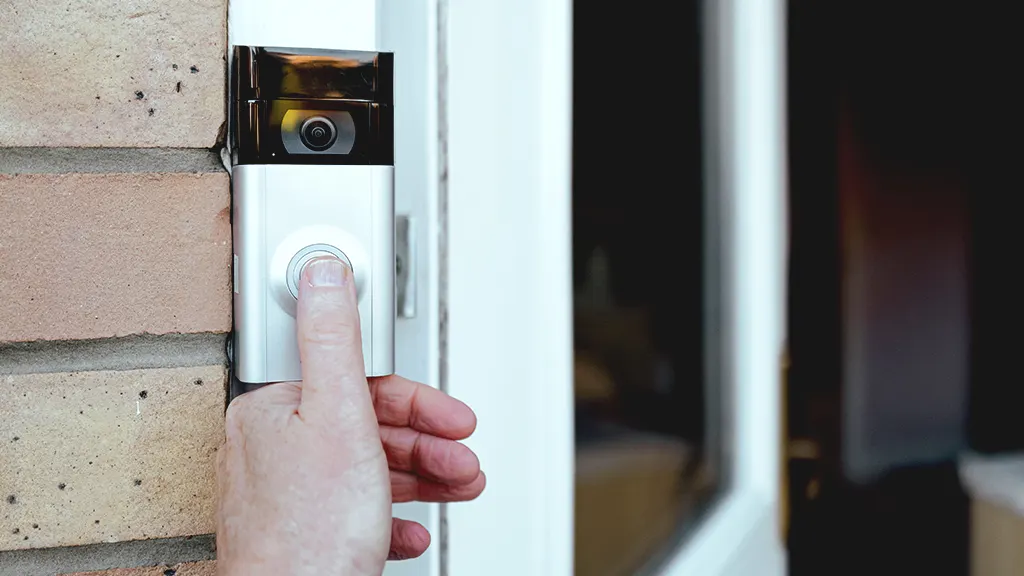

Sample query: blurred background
[571,1,1022,575]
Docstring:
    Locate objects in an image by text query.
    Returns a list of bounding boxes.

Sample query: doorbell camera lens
[300,116,337,151]
[232,47,393,164]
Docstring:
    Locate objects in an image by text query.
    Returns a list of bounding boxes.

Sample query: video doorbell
[230,46,395,385]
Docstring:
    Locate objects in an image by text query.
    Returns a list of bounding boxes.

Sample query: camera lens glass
[299,116,338,151]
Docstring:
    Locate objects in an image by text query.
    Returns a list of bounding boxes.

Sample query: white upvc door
[442,0,787,574]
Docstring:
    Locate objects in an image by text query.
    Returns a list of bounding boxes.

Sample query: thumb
[296,256,375,429]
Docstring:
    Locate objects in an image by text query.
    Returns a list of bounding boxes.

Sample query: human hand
[216,257,485,576]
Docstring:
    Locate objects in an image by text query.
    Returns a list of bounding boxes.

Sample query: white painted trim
[379,1,443,574]
[228,0,378,51]
[442,0,575,573]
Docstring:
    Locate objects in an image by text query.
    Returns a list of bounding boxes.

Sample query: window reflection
[572,2,721,574]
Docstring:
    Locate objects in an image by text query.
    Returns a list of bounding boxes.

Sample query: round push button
[286,243,352,299]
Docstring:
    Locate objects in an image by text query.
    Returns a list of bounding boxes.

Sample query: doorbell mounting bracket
[229,46,395,389]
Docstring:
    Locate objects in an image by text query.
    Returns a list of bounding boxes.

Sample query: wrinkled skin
[217,257,485,576]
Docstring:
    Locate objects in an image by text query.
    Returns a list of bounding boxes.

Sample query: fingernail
[305,257,348,287]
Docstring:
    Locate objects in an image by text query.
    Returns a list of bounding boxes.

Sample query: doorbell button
[286,243,352,299]
[268,223,372,316]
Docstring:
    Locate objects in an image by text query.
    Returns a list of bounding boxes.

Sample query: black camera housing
[231,46,394,166]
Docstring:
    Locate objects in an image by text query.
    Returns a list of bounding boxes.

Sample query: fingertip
[439,470,485,502]
[300,255,353,291]
[447,441,482,484]
[450,398,478,438]
[429,394,476,440]
[389,519,431,560]
[410,521,431,552]
[296,256,360,341]
[445,470,487,502]
[460,470,486,501]
[389,470,487,503]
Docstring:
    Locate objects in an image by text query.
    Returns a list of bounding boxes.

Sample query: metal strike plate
[396,215,416,318]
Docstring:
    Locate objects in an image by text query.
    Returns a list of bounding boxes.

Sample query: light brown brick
[0,0,226,147]
[62,561,217,576]
[0,366,225,551]
[0,172,231,342]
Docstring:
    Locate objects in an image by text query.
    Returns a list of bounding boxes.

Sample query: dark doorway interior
[787,1,1022,575]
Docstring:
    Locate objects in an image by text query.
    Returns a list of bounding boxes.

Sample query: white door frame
[443,0,787,573]
[440,0,575,574]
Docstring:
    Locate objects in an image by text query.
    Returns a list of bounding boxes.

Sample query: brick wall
[1,1,229,574]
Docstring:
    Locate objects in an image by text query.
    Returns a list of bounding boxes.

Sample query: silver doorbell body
[230,46,395,386]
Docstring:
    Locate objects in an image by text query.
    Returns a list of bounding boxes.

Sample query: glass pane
[572,2,724,574]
